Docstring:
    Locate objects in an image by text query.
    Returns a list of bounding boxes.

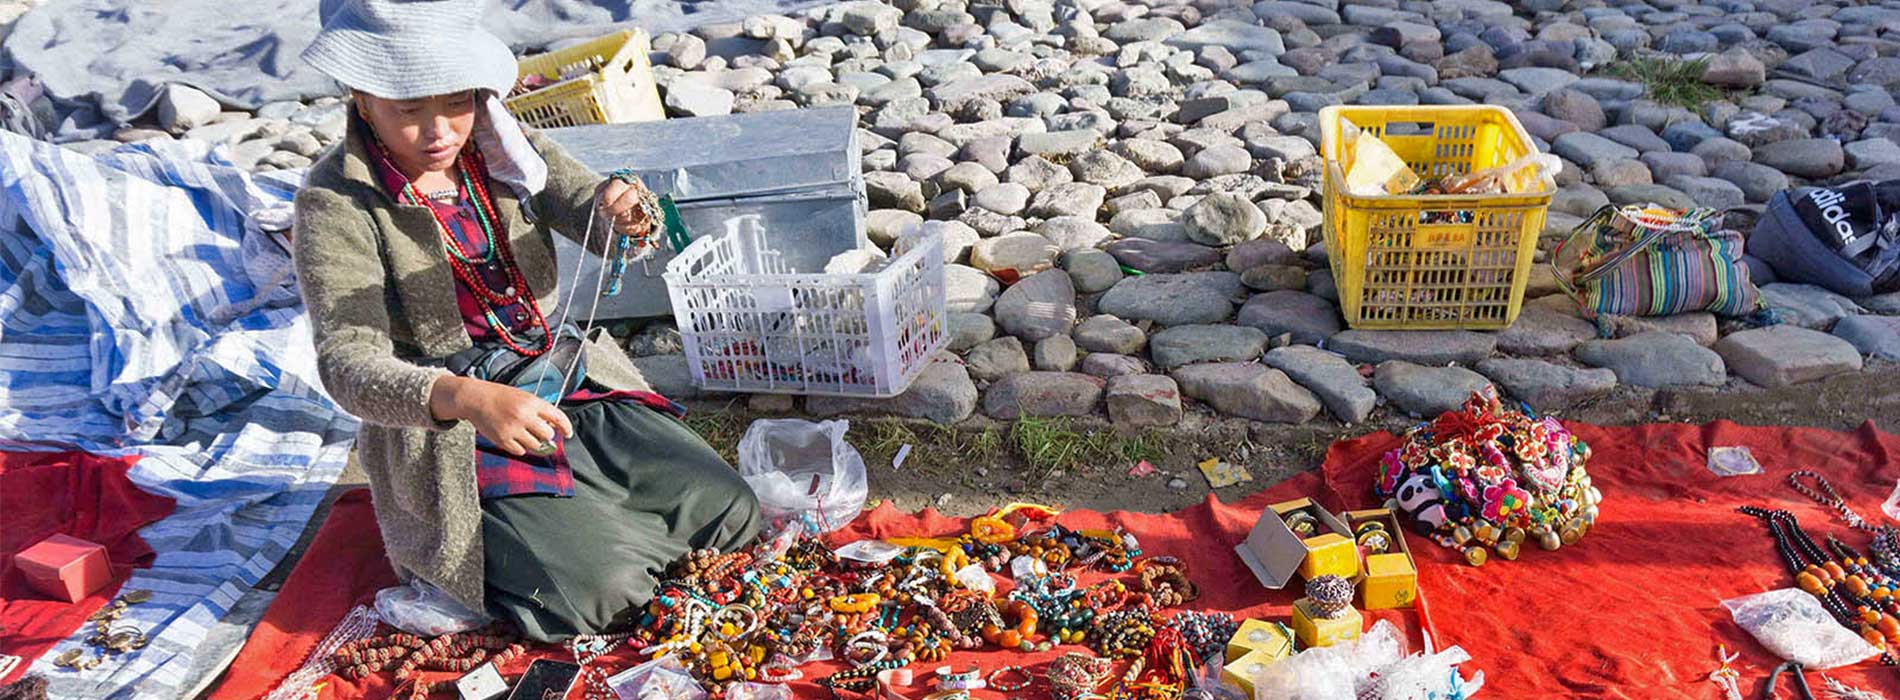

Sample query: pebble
[1034,335,1080,372]
[1574,331,1728,388]
[1171,362,1321,424]
[1062,249,1125,295]
[1234,290,1341,345]
[1714,326,1863,388]
[1495,306,1596,356]
[973,183,1031,216]
[1027,182,1108,219]
[971,232,1060,279]
[157,84,221,133]
[1374,362,1494,417]
[992,269,1077,342]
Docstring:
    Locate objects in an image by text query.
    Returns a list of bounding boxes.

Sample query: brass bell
[1463,546,1488,566]
[1560,522,1585,546]
[1504,526,1526,544]
[1539,530,1563,551]
[1472,522,1499,546]
[1452,525,1474,546]
[1494,539,1521,561]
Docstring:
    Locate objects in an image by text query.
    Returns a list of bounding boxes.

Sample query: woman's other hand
[429,376,574,456]
[595,178,653,237]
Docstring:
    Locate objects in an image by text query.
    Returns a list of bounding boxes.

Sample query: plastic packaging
[608,655,706,700]
[1250,621,1483,700]
[1721,588,1882,669]
[1342,123,1420,196]
[737,419,868,534]
[373,579,489,637]
[1440,153,1561,195]
[1884,479,1898,521]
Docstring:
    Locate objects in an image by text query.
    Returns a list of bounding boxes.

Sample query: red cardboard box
[14,534,111,603]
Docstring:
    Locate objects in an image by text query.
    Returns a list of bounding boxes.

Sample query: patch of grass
[683,401,748,464]
[1607,56,1721,108]
[1010,415,1089,480]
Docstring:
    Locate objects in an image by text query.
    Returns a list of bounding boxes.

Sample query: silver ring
[531,440,556,456]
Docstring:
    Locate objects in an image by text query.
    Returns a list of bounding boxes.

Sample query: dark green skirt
[480,400,760,642]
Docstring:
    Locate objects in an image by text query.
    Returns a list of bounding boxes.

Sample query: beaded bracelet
[988,665,1035,692]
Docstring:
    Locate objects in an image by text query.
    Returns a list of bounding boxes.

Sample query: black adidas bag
[1750,180,1900,298]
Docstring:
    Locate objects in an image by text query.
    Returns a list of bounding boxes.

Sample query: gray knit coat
[292,116,652,612]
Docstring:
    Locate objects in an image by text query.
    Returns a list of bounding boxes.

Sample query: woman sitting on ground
[291,0,760,641]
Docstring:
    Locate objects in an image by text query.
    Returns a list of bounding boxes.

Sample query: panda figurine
[1393,471,1449,535]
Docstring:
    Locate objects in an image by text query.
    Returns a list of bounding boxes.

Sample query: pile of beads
[1306,576,1355,619]
[1046,652,1115,700]
[1163,611,1238,663]
[1134,557,1198,608]
[333,631,524,700]
[1089,609,1158,659]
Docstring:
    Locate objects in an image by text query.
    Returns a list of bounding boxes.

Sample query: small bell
[1452,525,1474,546]
[1539,530,1563,551]
[1504,526,1527,544]
[1463,546,1489,567]
[1495,539,1521,561]
[1560,522,1585,545]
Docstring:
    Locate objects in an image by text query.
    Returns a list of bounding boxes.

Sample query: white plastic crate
[663,220,947,397]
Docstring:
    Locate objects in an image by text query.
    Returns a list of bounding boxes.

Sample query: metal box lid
[544,106,862,203]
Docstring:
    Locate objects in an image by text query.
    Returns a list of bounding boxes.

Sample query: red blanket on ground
[0,450,175,685]
[209,421,1900,700]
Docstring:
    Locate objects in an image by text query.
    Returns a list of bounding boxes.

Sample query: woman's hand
[429,376,574,456]
[595,178,653,238]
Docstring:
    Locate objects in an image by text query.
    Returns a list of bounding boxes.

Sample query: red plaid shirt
[367,137,682,499]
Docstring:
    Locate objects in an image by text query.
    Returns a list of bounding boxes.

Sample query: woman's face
[354,90,478,177]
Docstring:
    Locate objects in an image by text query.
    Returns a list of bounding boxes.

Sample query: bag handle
[1551,205,1720,296]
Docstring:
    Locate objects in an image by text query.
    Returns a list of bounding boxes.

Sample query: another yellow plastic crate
[1319,105,1553,330]
[506,30,664,129]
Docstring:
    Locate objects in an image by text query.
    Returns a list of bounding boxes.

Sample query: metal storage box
[542,106,866,319]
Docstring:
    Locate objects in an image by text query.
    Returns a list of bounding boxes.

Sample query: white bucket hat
[302,0,517,100]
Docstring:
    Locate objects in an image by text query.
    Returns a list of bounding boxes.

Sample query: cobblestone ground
[9,0,1900,513]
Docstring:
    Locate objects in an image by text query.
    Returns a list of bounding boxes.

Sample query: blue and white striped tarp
[0,130,358,699]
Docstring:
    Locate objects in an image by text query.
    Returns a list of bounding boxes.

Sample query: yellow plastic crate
[506,30,664,129]
[1319,105,1553,330]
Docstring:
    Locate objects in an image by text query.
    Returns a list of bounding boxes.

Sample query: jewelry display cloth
[211,420,1900,700]
[0,451,176,685]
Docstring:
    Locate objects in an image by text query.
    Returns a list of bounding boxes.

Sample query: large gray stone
[867,209,924,247]
[1753,138,1846,179]
[806,357,978,423]
[1105,239,1223,274]
[1110,209,1192,242]
[1574,331,1727,387]
[1374,362,1494,417]
[664,81,737,117]
[1602,313,1719,346]
[946,264,1000,313]
[1832,315,1900,361]
[971,232,1061,277]
[1713,326,1863,387]
[1182,144,1256,180]
[1106,375,1184,427]
[1476,358,1618,412]
[1028,182,1109,219]
[1080,353,1149,378]
[965,336,1031,383]
[1761,283,1864,330]
[1149,325,1269,370]
[947,312,997,353]
[631,354,724,399]
[1495,306,1597,356]
[1068,151,1145,189]
[157,84,221,133]
[1183,192,1267,245]
[1165,20,1286,55]
[932,74,1038,113]
[1226,239,1298,271]
[975,182,1033,216]
[983,372,1106,418]
[1263,345,1376,424]
[993,269,1078,342]
[1019,130,1103,159]
[1552,132,1638,169]
[1172,363,1322,423]
[1073,315,1146,355]
[1326,330,1497,365]
[1034,335,1079,372]
[1037,217,1115,252]
[1097,272,1244,325]
[1235,290,1342,345]
[1062,248,1124,294]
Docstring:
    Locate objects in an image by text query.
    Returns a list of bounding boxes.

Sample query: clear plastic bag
[373,579,489,637]
[607,655,706,700]
[737,419,868,534]
[1440,153,1561,195]
[1342,123,1420,196]
[1721,588,1881,669]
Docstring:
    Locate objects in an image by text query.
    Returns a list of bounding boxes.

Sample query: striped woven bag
[1552,204,1765,321]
